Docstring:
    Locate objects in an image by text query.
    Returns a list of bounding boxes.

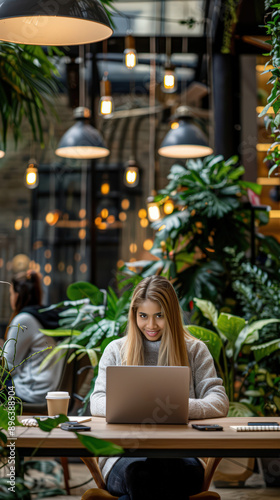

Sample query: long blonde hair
[123,275,190,366]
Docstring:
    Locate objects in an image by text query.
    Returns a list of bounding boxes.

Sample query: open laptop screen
[106,365,190,424]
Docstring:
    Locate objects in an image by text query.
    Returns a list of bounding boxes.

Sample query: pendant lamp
[55,107,110,159]
[0,0,113,45]
[158,106,213,159]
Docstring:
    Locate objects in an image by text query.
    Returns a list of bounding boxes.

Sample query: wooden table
[14,416,280,459]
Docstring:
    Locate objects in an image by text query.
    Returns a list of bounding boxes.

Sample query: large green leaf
[76,433,124,457]
[193,298,218,327]
[40,329,81,337]
[67,282,104,305]
[187,325,223,364]
[217,313,246,342]
[228,402,256,417]
[234,319,280,360]
[251,339,280,362]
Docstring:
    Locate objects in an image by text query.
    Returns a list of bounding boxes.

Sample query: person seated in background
[91,275,229,500]
[4,270,64,403]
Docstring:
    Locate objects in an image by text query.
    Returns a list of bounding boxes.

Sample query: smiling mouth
[146,331,159,336]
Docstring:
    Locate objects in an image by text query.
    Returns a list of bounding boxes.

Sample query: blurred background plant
[121,154,276,315]
[187,298,280,416]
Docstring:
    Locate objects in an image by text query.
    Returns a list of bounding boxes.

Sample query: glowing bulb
[163,68,177,93]
[25,165,38,188]
[124,49,137,69]
[99,96,113,116]
[147,203,161,222]
[124,165,139,187]
[163,200,174,215]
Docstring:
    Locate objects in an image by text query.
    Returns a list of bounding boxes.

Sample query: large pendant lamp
[158,106,213,159]
[55,107,109,159]
[0,0,113,45]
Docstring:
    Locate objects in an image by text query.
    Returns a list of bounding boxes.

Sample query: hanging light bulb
[55,107,110,159]
[124,34,137,69]
[124,160,140,188]
[0,0,113,46]
[25,159,38,189]
[162,65,177,93]
[99,73,114,117]
[147,197,161,222]
[158,106,213,159]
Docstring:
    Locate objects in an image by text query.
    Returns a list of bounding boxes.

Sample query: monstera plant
[122,155,268,312]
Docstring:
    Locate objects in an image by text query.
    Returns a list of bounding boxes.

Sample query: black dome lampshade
[0,0,113,45]
[55,107,110,159]
[158,106,213,159]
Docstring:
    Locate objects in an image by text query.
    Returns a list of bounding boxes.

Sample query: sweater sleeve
[188,340,229,419]
[90,341,119,416]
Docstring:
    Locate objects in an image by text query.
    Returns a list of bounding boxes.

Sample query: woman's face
[9,285,18,311]
[136,299,165,342]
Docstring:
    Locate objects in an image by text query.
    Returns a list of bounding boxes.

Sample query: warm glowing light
[67,265,74,275]
[43,276,51,286]
[107,215,115,224]
[257,177,280,185]
[269,210,280,218]
[256,64,274,72]
[95,216,102,225]
[124,166,139,187]
[98,222,107,230]
[121,199,130,210]
[14,219,23,231]
[45,211,59,226]
[129,243,137,253]
[99,97,113,116]
[0,150,5,158]
[25,165,38,189]
[163,200,174,215]
[58,262,65,271]
[101,183,110,195]
[101,208,109,219]
[79,209,86,219]
[117,259,125,268]
[171,121,179,130]
[119,212,127,222]
[44,249,51,259]
[45,263,52,273]
[143,239,153,251]
[256,143,276,152]
[124,49,137,69]
[163,67,177,93]
[158,225,166,231]
[140,218,149,228]
[138,209,147,219]
[256,106,274,114]
[80,263,88,273]
[147,203,161,222]
[23,217,30,228]
[79,229,86,239]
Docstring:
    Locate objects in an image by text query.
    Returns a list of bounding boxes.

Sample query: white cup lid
[46,391,70,399]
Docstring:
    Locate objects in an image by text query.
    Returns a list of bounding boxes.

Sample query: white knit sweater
[90,336,229,481]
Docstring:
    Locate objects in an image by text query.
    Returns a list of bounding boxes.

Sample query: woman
[90,275,229,500]
[5,270,63,403]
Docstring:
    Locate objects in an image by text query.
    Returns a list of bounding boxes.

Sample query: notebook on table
[106,365,190,424]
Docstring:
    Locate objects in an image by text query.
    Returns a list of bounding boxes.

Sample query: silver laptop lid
[106,365,190,424]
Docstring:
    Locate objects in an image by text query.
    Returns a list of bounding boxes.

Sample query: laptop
[106,365,190,424]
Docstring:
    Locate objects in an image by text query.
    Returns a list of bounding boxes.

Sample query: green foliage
[122,155,264,310]
[258,2,280,175]
[188,298,280,416]
[40,281,132,408]
[0,43,63,150]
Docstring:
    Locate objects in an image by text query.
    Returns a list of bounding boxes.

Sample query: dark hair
[12,270,42,316]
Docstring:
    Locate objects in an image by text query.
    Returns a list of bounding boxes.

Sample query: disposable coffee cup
[45,391,70,416]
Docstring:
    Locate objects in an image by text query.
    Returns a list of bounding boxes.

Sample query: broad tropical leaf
[187,325,223,364]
